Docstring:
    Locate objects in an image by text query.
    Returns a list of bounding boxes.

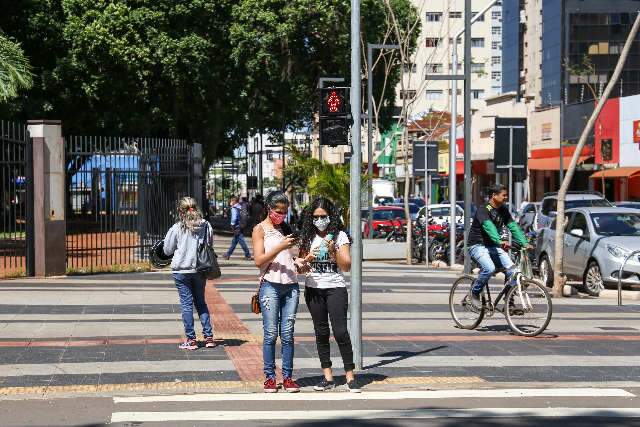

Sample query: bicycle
[449,247,552,337]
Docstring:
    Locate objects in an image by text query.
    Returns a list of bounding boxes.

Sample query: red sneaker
[204,336,216,348]
[263,378,278,393]
[283,377,300,393]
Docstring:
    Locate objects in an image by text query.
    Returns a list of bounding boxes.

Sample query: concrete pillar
[192,143,203,207]
[27,120,66,277]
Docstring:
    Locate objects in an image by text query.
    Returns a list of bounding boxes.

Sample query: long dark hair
[299,197,342,255]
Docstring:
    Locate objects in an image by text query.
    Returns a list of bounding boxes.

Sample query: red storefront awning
[528,155,592,171]
[590,167,640,179]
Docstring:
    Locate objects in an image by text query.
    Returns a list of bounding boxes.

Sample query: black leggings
[304,286,355,372]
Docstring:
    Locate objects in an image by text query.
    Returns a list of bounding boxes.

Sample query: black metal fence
[0,121,34,278]
[65,136,193,271]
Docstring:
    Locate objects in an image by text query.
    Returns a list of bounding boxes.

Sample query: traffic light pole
[367,43,399,239]
[349,0,363,371]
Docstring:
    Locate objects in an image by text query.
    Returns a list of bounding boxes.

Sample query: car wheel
[583,261,604,297]
[538,254,553,288]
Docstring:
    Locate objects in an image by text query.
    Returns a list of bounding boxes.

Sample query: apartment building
[397,0,504,116]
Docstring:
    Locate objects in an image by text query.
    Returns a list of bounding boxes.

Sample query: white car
[418,204,464,226]
[536,191,612,230]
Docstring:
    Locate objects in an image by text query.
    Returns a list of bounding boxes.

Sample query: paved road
[3,243,640,425]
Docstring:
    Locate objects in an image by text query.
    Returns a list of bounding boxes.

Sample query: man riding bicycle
[468,184,529,308]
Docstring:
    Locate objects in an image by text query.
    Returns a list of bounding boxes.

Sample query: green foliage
[0,0,418,163]
[0,34,33,101]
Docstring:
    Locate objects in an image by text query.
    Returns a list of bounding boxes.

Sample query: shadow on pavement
[364,346,447,370]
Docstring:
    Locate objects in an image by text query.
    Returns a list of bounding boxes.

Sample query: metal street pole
[349,0,363,371]
[463,0,472,274]
[259,134,264,195]
[559,102,564,186]
[367,43,400,239]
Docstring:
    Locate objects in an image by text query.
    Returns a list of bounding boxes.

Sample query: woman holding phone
[298,197,360,392]
[252,190,304,393]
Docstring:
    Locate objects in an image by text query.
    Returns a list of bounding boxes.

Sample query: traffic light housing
[319,87,350,146]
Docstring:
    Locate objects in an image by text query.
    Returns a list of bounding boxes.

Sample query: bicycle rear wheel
[449,275,484,330]
[505,278,552,337]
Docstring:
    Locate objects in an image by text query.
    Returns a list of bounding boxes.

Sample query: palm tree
[0,34,33,101]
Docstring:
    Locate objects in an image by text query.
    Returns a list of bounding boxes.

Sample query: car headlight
[607,244,631,259]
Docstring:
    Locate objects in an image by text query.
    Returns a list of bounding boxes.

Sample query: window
[425,90,444,100]
[448,37,463,45]
[471,38,485,48]
[426,12,442,22]
[403,63,417,73]
[449,11,462,18]
[492,71,502,80]
[492,41,501,50]
[426,63,443,73]
[601,139,613,161]
[472,12,485,22]
[399,90,416,100]
[568,213,589,239]
[448,89,462,96]
[471,89,485,99]
[471,63,485,73]
[266,151,274,160]
[425,38,441,47]
[492,56,501,65]
[449,62,462,71]
[492,26,501,35]
[492,11,502,20]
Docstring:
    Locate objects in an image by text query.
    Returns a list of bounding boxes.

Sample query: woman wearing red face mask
[252,190,304,393]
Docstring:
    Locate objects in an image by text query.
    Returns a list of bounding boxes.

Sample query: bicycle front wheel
[449,275,484,330]
[505,278,552,337]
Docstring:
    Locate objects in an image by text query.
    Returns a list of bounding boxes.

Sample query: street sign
[412,141,439,176]
[247,176,258,190]
[495,118,527,181]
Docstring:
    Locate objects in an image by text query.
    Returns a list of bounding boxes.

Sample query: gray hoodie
[163,220,214,273]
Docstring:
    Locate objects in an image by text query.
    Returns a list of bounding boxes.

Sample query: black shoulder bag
[197,225,221,279]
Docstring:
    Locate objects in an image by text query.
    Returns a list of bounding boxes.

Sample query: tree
[0,34,33,101]
[552,12,640,297]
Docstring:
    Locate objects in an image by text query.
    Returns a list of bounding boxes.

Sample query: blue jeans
[226,229,250,257]
[469,244,515,295]
[259,281,300,379]
[173,273,213,340]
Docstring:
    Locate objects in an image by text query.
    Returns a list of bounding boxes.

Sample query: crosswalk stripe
[110,408,640,422]
[113,388,634,403]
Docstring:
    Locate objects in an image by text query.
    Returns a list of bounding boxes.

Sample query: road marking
[113,387,633,403]
[111,408,640,422]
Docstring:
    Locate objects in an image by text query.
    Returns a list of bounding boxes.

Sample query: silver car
[536,207,640,296]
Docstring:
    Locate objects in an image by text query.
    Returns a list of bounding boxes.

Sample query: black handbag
[197,225,221,279]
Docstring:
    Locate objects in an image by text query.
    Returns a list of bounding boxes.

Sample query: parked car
[394,197,426,208]
[417,204,465,226]
[374,196,395,206]
[518,202,540,233]
[536,191,612,230]
[615,201,640,210]
[390,203,421,220]
[361,206,407,237]
[536,207,640,296]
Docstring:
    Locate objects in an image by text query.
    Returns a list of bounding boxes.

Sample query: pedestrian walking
[224,196,252,260]
[297,197,361,392]
[252,190,303,393]
[163,196,215,350]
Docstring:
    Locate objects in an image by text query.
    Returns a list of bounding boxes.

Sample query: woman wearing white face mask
[298,197,360,392]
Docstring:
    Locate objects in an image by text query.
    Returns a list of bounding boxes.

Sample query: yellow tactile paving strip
[0,377,485,396]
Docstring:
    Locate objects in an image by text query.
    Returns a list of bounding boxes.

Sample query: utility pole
[349,0,363,371]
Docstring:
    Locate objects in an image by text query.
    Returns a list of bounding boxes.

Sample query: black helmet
[149,240,172,268]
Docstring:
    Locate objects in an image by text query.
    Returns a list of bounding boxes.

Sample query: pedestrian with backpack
[163,197,216,350]
[224,196,252,260]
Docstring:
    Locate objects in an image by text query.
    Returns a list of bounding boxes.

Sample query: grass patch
[1,269,26,279]
[0,232,25,239]
[66,262,151,276]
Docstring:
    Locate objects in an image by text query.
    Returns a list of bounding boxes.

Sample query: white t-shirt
[305,231,350,289]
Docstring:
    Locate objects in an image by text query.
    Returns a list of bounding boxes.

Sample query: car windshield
[565,199,612,209]
[591,213,640,236]
[430,206,463,218]
[373,209,405,220]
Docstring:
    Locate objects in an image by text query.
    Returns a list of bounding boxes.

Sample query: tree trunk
[552,12,640,297]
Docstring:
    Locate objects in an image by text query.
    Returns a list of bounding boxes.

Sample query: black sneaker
[346,379,362,393]
[313,378,336,391]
